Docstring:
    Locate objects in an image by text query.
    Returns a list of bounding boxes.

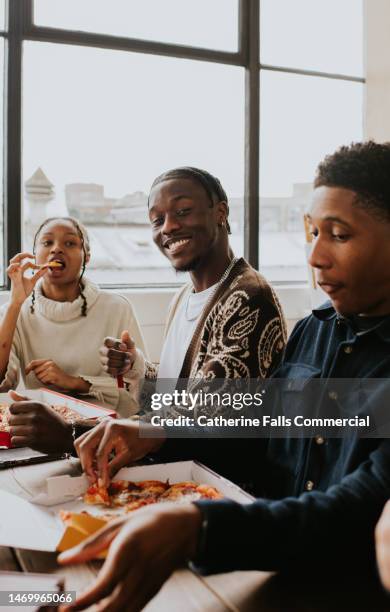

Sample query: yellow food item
[47,261,63,268]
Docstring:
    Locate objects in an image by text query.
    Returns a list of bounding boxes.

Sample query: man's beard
[173,256,203,273]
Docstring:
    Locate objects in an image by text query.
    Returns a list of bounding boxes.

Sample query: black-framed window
[1,0,364,289]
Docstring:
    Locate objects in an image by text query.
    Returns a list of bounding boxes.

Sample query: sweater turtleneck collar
[33,277,99,322]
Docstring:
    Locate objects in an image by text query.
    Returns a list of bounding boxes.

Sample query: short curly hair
[314,141,390,222]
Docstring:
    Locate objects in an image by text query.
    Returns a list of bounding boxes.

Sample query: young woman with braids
[0,218,146,432]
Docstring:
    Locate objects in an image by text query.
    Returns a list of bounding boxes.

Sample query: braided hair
[31,217,90,316]
[148,166,232,234]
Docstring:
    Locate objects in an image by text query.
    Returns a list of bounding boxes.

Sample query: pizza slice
[83,483,111,506]
[160,481,223,503]
[0,404,11,432]
[83,479,170,509]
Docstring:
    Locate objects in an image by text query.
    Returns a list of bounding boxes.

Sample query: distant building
[24,167,55,247]
[19,172,311,283]
[260,183,312,232]
[65,184,149,225]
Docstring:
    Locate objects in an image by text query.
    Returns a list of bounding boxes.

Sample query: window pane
[0,41,4,284]
[260,0,363,76]
[259,71,363,282]
[23,42,244,285]
[34,0,238,52]
[0,0,5,30]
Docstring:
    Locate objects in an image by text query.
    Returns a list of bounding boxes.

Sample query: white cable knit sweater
[0,278,146,416]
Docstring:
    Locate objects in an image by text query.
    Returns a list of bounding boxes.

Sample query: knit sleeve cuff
[0,349,20,391]
[123,348,146,382]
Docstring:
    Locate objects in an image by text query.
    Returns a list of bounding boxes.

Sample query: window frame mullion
[3,0,31,288]
[243,0,260,269]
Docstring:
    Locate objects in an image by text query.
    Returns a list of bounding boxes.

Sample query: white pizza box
[0,388,116,418]
[0,460,254,552]
[0,388,116,448]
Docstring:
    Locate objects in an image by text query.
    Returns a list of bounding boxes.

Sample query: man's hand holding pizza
[75,419,165,487]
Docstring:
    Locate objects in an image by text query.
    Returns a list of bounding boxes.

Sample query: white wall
[0,287,308,363]
[364,0,390,140]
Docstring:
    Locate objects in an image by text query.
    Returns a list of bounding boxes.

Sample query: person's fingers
[9,252,35,264]
[120,330,135,351]
[104,337,129,353]
[60,576,114,612]
[108,453,131,480]
[107,366,129,377]
[60,526,136,611]
[106,348,128,361]
[96,427,118,487]
[8,390,29,402]
[25,359,49,375]
[93,582,131,612]
[58,520,123,565]
[19,261,40,274]
[37,373,52,385]
[31,266,49,285]
[75,427,104,482]
[9,401,40,414]
[6,263,21,276]
[129,564,173,612]
[10,435,31,447]
[104,337,123,350]
[9,425,34,438]
[105,359,130,372]
[106,362,130,375]
[28,361,53,377]
[93,577,142,612]
[8,413,32,426]
[73,427,91,450]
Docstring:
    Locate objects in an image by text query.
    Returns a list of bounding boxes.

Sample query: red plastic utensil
[117,375,124,388]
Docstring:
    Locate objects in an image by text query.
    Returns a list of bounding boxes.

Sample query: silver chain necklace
[184,256,239,322]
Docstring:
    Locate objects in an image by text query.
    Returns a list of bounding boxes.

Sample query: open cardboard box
[0,461,254,554]
[0,388,115,448]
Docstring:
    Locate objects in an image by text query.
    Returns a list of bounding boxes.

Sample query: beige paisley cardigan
[145,258,287,382]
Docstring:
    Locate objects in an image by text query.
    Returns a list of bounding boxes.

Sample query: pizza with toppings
[59,479,223,543]
[50,404,85,423]
[0,404,11,433]
[160,482,223,503]
[82,478,222,516]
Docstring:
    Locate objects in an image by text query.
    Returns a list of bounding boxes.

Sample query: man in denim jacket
[59,142,390,612]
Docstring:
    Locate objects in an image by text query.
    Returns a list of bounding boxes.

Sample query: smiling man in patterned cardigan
[74,166,286,479]
[102,166,286,387]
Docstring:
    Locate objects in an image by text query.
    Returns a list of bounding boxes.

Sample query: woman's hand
[7,252,48,306]
[75,419,164,487]
[25,359,91,393]
[58,503,202,612]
